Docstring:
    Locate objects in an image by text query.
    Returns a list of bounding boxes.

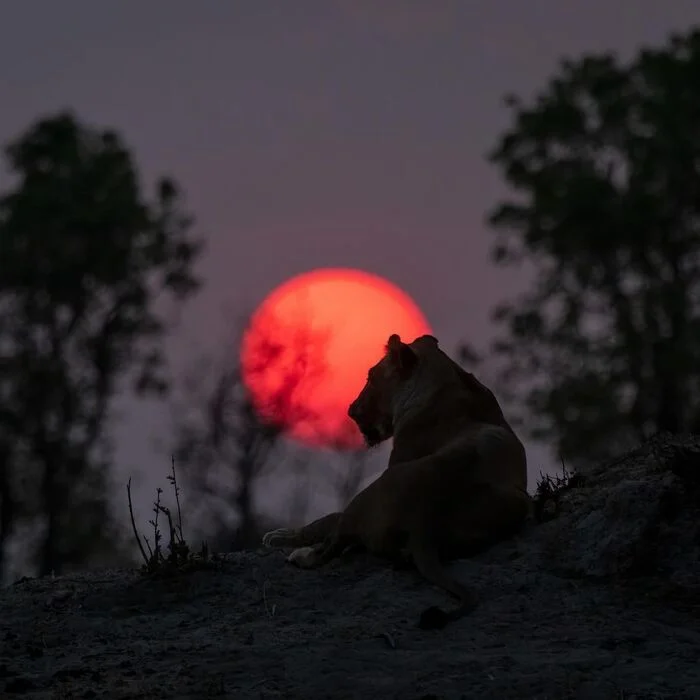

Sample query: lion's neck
[390,387,469,463]
[389,380,516,465]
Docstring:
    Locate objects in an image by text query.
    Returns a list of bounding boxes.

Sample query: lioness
[263,334,530,629]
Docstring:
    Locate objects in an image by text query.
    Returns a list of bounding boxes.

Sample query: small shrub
[532,457,585,523]
[127,457,215,577]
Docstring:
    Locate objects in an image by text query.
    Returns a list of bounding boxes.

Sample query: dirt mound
[532,432,700,584]
[1,434,700,699]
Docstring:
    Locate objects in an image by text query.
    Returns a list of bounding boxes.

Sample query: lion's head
[348,333,446,446]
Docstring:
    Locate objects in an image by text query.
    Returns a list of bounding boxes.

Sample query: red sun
[240,268,432,448]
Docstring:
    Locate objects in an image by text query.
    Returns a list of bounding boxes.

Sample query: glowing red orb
[240,268,432,448]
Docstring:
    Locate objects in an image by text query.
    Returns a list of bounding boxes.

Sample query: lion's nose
[348,401,358,420]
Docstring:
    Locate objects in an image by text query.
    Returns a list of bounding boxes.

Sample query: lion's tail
[411,542,478,630]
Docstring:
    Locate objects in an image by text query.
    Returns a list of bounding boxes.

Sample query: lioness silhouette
[263,334,530,629]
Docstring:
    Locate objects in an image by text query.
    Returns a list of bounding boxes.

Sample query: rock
[532,433,700,584]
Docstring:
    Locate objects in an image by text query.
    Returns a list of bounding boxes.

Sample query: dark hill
[2,433,700,699]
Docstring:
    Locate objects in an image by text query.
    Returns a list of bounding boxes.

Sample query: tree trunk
[653,339,683,434]
[233,462,256,550]
[0,448,15,582]
[37,437,62,577]
[39,471,59,576]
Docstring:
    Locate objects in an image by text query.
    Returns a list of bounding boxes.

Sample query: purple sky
[2,2,700,525]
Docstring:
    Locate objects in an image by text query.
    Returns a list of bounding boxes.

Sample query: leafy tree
[482,29,700,469]
[171,310,327,550]
[0,111,202,577]
[171,309,375,550]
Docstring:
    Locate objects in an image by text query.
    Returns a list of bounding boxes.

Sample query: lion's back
[390,345,527,491]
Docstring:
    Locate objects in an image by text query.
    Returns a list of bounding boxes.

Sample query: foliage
[0,111,203,577]
[170,311,327,550]
[127,458,215,577]
[532,459,585,524]
[170,310,375,550]
[483,29,700,469]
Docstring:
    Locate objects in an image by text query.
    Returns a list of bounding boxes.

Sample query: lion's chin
[361,427,386,448]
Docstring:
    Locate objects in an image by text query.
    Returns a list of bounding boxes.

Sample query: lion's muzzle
[348,400,385,447]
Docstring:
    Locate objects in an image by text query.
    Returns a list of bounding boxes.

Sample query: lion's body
[263,334,530,629]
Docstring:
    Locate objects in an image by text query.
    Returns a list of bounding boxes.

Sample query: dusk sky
[3,2,700,524]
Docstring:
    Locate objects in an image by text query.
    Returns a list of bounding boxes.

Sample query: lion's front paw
[262,528,297,548]
[287,546,318,568]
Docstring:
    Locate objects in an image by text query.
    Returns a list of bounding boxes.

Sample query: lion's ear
[416,335,439,347]
[386,334,417,377]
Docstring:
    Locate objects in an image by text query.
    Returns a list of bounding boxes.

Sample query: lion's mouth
[361,427,383,447]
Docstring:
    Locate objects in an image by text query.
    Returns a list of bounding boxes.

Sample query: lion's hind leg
[408,482,530,630]
[262,512,341,549]
[409,535,478,630]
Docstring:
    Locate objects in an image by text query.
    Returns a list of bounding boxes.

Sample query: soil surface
[2,433,700,699]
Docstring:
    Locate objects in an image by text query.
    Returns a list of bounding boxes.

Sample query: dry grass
[126,457,218,577]
[532,456,585,523]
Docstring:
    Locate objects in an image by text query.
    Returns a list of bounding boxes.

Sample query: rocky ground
[2,433,700,699]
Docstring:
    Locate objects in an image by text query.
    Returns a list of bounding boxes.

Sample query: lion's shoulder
[389,345,525,487]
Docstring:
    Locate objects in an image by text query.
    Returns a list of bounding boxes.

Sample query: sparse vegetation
[127,457,216,577]
[532,457,585,523]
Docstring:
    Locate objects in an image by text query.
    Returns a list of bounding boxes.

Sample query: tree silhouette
[483,29,700,469]
[0,111,203,577]
[171,310,330,551]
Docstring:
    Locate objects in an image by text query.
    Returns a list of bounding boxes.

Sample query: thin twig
[170,455,185,543]
[157,503,177,555]
[127,478,149,566]
[149,488,163,562]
